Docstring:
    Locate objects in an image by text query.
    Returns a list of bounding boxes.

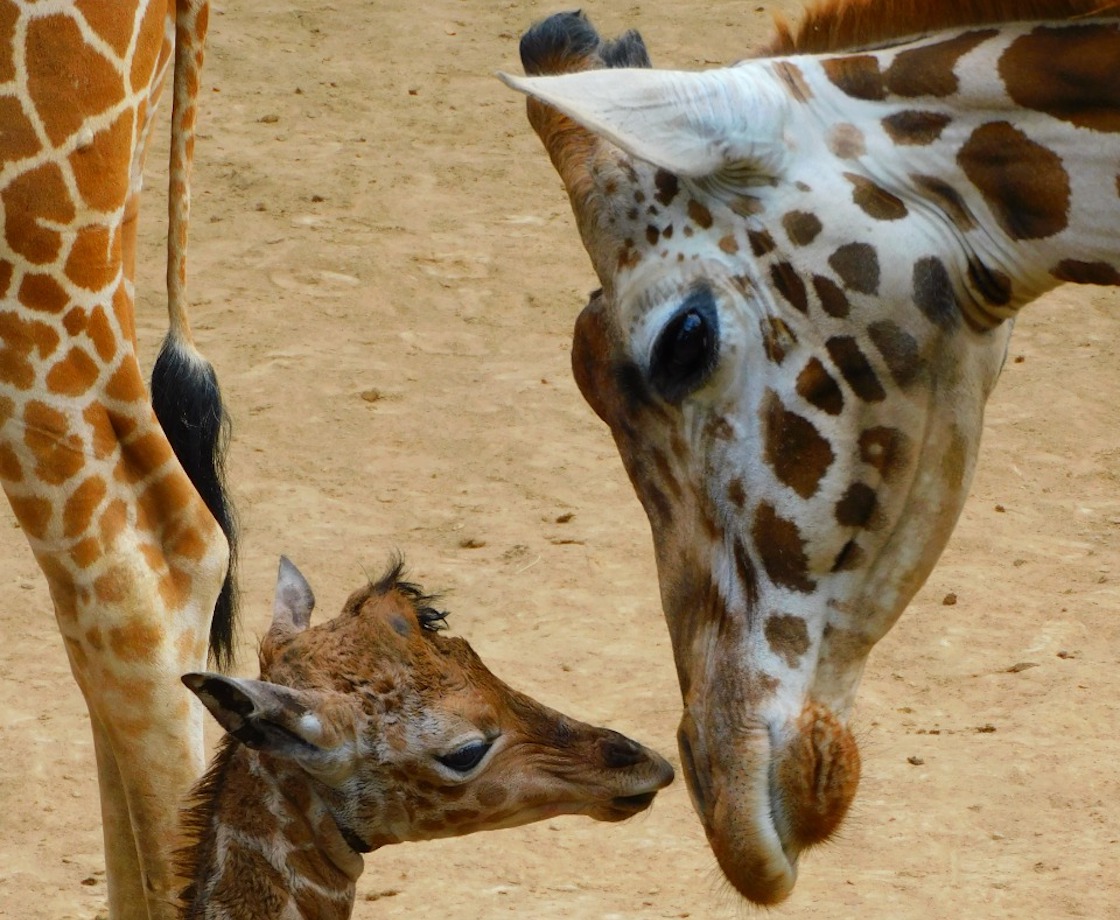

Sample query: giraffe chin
[677,701,861,905]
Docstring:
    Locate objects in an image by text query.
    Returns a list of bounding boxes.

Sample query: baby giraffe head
[184,557,674,859]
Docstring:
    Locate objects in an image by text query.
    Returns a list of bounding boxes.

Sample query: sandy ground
[1,2,1118,918]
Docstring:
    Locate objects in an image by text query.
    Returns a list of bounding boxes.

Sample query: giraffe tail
[151,338,239,672]
[151,0,239,671]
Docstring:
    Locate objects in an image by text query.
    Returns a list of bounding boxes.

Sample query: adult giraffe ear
[183,673,345,770]
[269,555,315,641]
[499,66,788,181]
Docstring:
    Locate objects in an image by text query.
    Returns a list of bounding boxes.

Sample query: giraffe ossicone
[505,1,1119,905]
[177,557,674,920]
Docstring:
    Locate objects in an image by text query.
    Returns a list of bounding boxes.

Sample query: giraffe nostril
[600,731,645,768]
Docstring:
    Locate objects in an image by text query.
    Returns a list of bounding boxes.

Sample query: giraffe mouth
[677,713,798,904]
[610,790,658,812]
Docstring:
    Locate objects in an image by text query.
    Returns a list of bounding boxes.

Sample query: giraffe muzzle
[676,699,860,905]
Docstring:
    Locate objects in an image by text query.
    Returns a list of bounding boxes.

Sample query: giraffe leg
[88,713,148,920]
[56,537,221,920]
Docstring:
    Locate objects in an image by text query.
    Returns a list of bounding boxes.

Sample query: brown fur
[764,0,1120,55]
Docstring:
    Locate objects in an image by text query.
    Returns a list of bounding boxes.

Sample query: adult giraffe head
[502,1,1120,904]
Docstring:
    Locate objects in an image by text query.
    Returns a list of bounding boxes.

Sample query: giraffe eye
[436,740,492,773]
[649,287,720,402]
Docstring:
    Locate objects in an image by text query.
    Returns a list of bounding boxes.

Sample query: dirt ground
[1,1,1118,918]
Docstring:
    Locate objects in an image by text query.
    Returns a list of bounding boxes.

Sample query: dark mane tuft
[369,555,450,632]
[174,736,240,916]
[763,0,1119,55]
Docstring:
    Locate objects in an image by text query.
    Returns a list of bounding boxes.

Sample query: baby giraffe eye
[649,286,720,402]
[436,740,492,773]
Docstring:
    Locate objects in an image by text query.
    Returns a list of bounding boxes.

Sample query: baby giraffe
[177,557,674,919]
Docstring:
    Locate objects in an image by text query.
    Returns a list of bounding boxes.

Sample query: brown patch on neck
[883,29,998,97]
[957,121,1070,240]
[752,502,817,593]
[821,55,885,100]
[763,390,836,498]
[1052,259,1120,285]
[1001,23,1120,133]
[765,614,811,667]
[773,60,814,100]
[883,110,952,145]
[844,172,909,221]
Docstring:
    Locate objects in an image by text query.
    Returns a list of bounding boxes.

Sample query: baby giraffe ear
[270,555,316,639]
[499,66,788,181]
[183,672,335,764]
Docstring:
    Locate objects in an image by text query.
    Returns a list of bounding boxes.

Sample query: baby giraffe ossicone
[177,557,674,919]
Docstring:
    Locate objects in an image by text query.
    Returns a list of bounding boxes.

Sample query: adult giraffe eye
[436,740,492,773]
[649,287,720,402]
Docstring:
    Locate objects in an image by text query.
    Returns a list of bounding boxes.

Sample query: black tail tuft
[151,335,239,671]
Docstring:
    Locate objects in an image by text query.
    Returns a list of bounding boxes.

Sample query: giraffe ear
[499,66,787,181]
[271,555,315,637]
[183,673,339,765]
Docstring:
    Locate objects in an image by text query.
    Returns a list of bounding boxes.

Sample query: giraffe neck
[752,18,1120,329]
[178,739,362,920]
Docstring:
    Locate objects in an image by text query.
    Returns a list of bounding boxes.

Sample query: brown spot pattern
[1052,260,1120,286]
[828,243,879,295]
[46,346,101,396]
[835,483,878,529]
[23,400,84,485]
[747,229,777,257]
[867,319,924,387]
[859,426,911,482]
[763,390,834,499]
[884,29,998,97]
[844,172,908,221]
[770,262,809,313]
[783,211,822,247]
[0,312,59,389]
[796,357,844,416]
[826,336,885,402]
[822,55,885,100]
[812,275,850,318]
[687,199,713,229]
[3,162,74,264]
[912,256,961,329]
[882,110,952,145]
[752,503,815,593]
[1001,24,1120,134]
[958,121,1070,240]
[20,272,70,314]
[26,14,125,147]
[0,96,41,167]
[654,169,679,206]
[827,123,866,159]
[63,475,108,539]
[108,617,164,662]
[765,614,811,667]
